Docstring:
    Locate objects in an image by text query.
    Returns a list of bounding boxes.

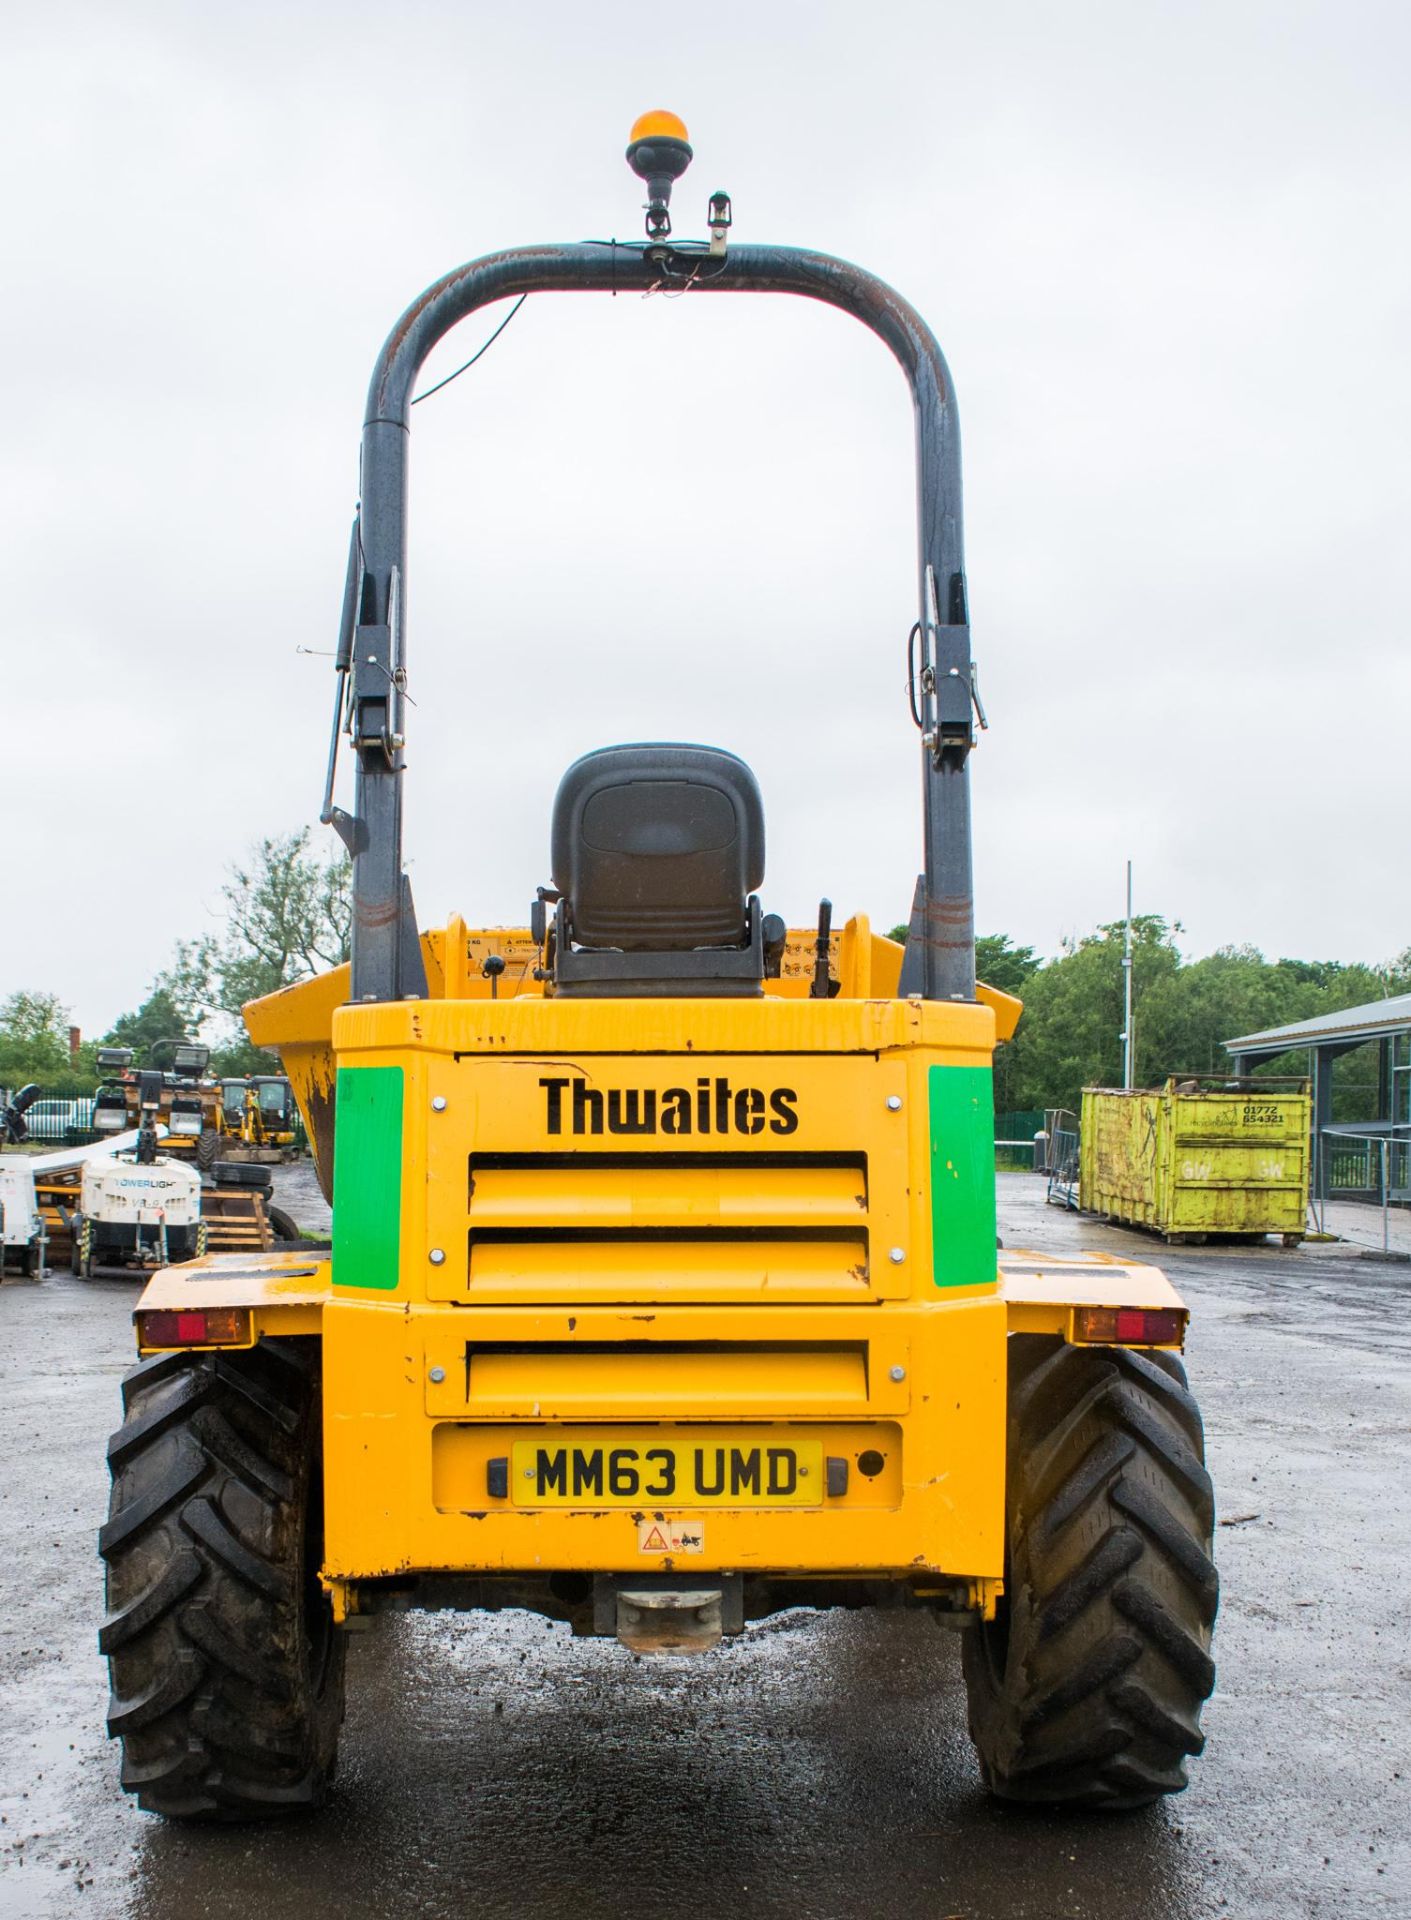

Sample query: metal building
[1225,994,1411,1206]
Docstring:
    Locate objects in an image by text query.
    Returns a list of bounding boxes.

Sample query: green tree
[0,989,73,1084]
[168,828,351,1070]
[884,925,1044,1110]
[103,985,200,1060]
[1007,918,1182,1115]
[884,927,1041,994]
[976,934,1042,998]
[886,915,1411,1116]
[0,992,102,1098]
[973,937,1042,1111]
[1134,944,1280,1081]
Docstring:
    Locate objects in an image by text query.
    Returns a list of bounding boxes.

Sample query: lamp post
[1121,861,1134,1091]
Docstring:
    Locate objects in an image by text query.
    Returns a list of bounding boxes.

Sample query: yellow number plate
[510,1428,824,1508]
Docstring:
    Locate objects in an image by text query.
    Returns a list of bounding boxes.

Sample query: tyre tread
[100,1342,343,1821]
[962,1335,1218,1810]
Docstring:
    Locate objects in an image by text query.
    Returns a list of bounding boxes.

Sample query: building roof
[1225,991,1411,1056]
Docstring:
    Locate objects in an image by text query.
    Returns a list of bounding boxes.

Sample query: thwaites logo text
[540,1076,798,1137]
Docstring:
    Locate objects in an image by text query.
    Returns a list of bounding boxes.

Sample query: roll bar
[332,239,978,1005]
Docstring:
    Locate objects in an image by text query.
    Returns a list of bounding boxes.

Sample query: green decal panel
[928,1064,998,1289]
[332,1066,404,1291]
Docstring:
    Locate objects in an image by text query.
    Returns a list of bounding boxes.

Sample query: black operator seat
[545,744,780,997]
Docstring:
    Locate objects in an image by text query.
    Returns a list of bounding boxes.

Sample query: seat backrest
[550,744,765,951]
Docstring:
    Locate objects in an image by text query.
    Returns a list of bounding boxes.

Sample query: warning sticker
[637,1518,705,1555]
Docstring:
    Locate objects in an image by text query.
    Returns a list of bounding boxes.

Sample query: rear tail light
[1074,1305,1185,1347]
[137,1307,252,1349]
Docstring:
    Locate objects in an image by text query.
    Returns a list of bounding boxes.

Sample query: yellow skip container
[1079,1077,1310,1243]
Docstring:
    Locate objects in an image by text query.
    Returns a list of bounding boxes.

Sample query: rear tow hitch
[616,1588,723,1655]
[592,1574,743,1654]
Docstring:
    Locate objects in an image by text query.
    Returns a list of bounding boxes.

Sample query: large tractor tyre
[213,1162,272,1191]
[266,1205,302,1247]
[962,1335,1218,1811]
[196,1128,221,1173]
[99,1338,345,1819]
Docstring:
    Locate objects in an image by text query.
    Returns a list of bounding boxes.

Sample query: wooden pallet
[35,1171,79,1267]
[201,1186,274,1253]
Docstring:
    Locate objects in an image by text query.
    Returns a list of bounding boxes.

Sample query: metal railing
[1043,1109,1081,1209]
[9,1097,101,1146]
[993,1108,1043,1173]
[1322,1131,1411,1198]
[1314,1127,1411,1251]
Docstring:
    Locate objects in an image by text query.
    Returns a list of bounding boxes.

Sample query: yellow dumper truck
[100,116,1217,1821]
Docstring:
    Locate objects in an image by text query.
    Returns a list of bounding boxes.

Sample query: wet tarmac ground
[1,1173,1407,1920]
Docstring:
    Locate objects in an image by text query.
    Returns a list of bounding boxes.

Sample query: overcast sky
[5,0,1409,1037]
